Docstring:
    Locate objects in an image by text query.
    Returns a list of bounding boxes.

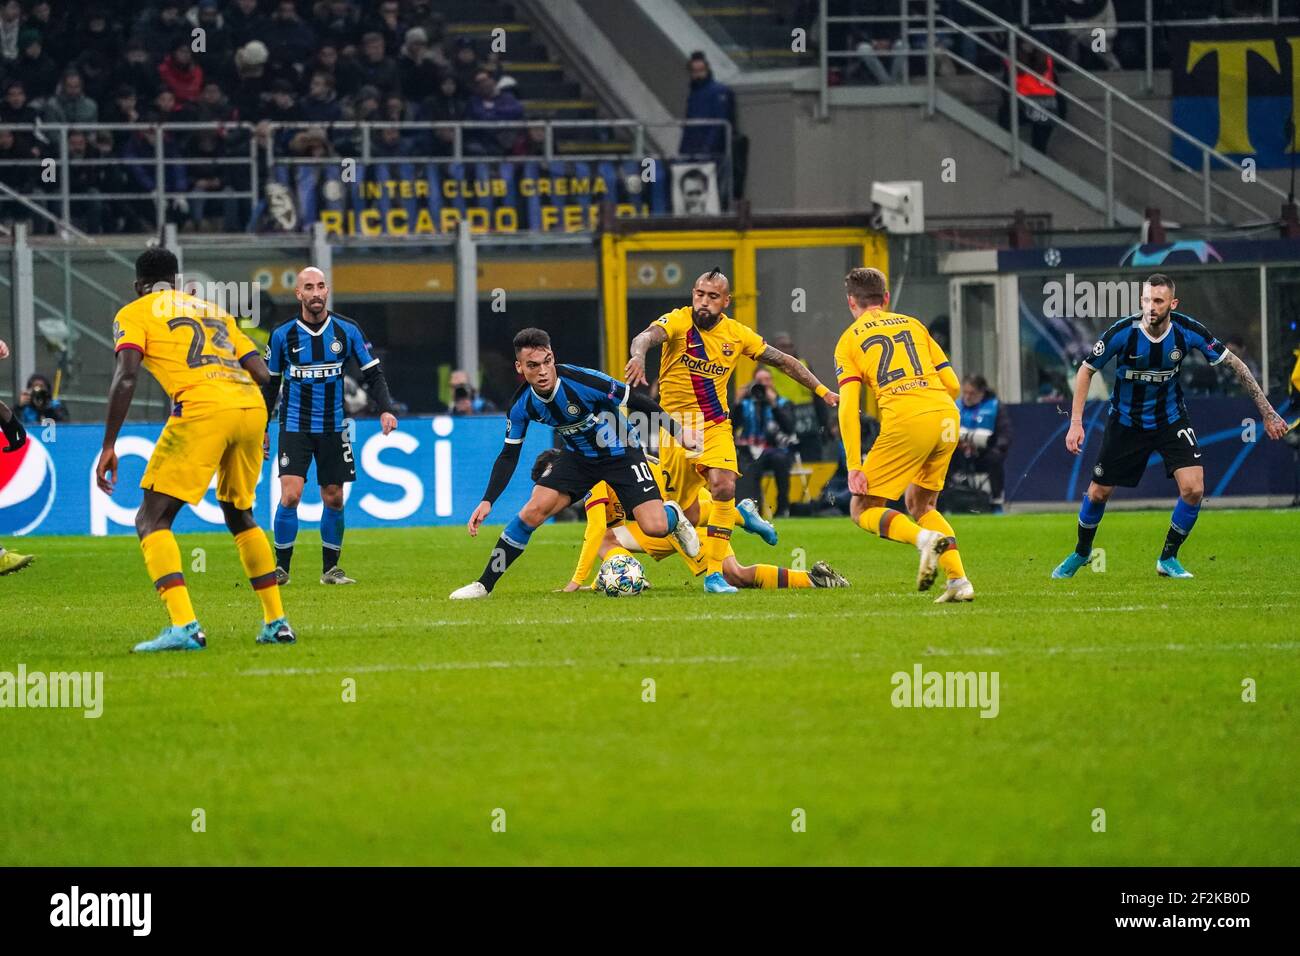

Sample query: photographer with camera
[449,368,496,415]
[17,373,69,427]
[734,368,797,517]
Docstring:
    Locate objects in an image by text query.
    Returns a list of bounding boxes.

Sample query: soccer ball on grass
[597,554,646,597]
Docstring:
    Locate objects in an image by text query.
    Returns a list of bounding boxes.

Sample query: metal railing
[821,1,1296,91]
[820,0,1293,226]
[0,117,732,235]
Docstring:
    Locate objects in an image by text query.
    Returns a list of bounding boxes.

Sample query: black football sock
[1075,496,1107,558]
[276,546,293,572]
[1160,498,1200,561]
[323,545,338,574]
[1160,527,1188,561]
[476,515,536,593]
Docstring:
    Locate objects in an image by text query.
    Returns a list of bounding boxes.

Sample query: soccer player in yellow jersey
[626,268,839,593]
[531,451,849,591]
[94,248,296,651]
[833,267,975,602]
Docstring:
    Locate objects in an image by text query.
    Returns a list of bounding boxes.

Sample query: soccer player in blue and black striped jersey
[1053,273,1286,579]
[449,327,700,599]
[263,267,398,586]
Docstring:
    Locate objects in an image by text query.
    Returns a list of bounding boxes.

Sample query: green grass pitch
[1,509,1296,866]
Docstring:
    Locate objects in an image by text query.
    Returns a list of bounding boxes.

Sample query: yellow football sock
[918,510,966,580]
[234,527,285,624]
[605,546,633,561]
[140,529,196,626]
[858,506,923,546]
[705,497,737,575]
[752,564,813,589]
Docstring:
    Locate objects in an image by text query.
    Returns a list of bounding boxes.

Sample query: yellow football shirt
[654,306,766,424]
[833,309,954,421]
[113,290,263,410]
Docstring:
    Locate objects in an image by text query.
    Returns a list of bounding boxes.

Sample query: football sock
[140,529,196,627]
[1161,497,1201,560]
[478,514,535,593]
[917,510,965,580]
[1075,496,1107,557]
[605,546,634,561]
[662,503,678,534]
[234,527,285,624]
[752,564,812,589]
[322,505,344,572]
[858,506,922,546]
[705,497,737,575]
[273,504,298,571]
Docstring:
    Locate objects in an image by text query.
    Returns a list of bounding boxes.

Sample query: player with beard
[264,267,398,586]
[1052,273,1286,579]
[626,268,839,593]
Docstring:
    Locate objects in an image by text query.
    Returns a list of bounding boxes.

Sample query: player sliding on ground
[540,449,850,591]
[95,248,295,651]
[1052,273,1287,579]
[0,337,34,575]
[626,268,839,593]
[263,266,399,587]
[449,327,700,599]
[834,267,974,602]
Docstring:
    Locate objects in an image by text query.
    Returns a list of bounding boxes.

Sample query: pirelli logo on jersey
[288,362,344,380]
[555,414,599,436]
[1121,367,1178,383]
[678,354,728,376]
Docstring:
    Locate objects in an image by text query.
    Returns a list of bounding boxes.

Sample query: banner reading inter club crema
[263,159,672,235]
[1171,24,1300,169]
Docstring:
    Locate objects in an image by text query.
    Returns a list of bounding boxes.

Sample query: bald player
[263,267,398,586]
[627,268,838,593]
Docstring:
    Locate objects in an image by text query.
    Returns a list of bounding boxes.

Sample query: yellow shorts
[861,408,958,500]
[615,521,719,577]
[658,421,740,509]
[141,403,268,510]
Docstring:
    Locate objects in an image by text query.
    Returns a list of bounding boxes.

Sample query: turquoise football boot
[703,571,739,594]
[1051,551,1090,579]
[737,497,778,546]
[133,621,206,653]
[256,617,297,644]
[1156,557,1194,579]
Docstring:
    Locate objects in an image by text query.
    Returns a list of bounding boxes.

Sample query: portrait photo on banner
[671,162,721,215]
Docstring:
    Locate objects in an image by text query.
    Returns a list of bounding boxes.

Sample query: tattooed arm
[1222,351,1287,439]
[755,345,839,406]
[625,323,667,387]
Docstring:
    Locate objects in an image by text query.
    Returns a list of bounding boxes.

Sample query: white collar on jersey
[530,382,560,404]
[1137,319,1172,344]
[296,315,334,337]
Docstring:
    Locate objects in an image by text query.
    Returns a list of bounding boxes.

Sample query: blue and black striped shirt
[504,364,634,458]
[1084,311,1226,429]
[266,313,378,433]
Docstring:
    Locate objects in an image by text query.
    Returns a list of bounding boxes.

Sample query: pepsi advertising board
[0,416,550,537]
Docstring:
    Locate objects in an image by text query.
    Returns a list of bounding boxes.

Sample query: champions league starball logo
[0,439,57,535]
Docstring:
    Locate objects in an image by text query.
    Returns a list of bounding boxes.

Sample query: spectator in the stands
[1217,334,1262,394]
[1059,0,1122,70]
[122,117,189,224]
[464,68,524,156]
[265,0,318,71]
[27,1,65,58]
[187,128,240,231]
[367,0,406,56]
[357,30,400,97]
[376,123,416,158]
[65,129,106,233]
[302,71,343,124]
[951,374,1012,512]
[264,79,303,151]
[112,39,158,103]
[141,1,185,59]
[314,0,363,53]
[734,368,798,517]
[1,79,37,126]
[152,86,187,122]
[192,80,237,124]
[399,27,441,102]
[44,71,98,125]
[382,91,410,122]
[680,51,735,158]
[75,8,122,65]
[420,73,464,155]
[232,40,271,121]
[998,38,1062,154]
[226,0,267,51]
[0,1,21,65]
[16,29,59,101]
[0,127,40,198]
[188,1,232,69]
[311,43,363,99]
[350,84,382,122]
[159,37,204,106]
[451,37,481,90]
[449,370,496,414]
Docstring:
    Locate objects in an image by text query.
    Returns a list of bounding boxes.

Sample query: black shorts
[277,429,356,486]
[1090,416,1201,488]
[535,447,662,512]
